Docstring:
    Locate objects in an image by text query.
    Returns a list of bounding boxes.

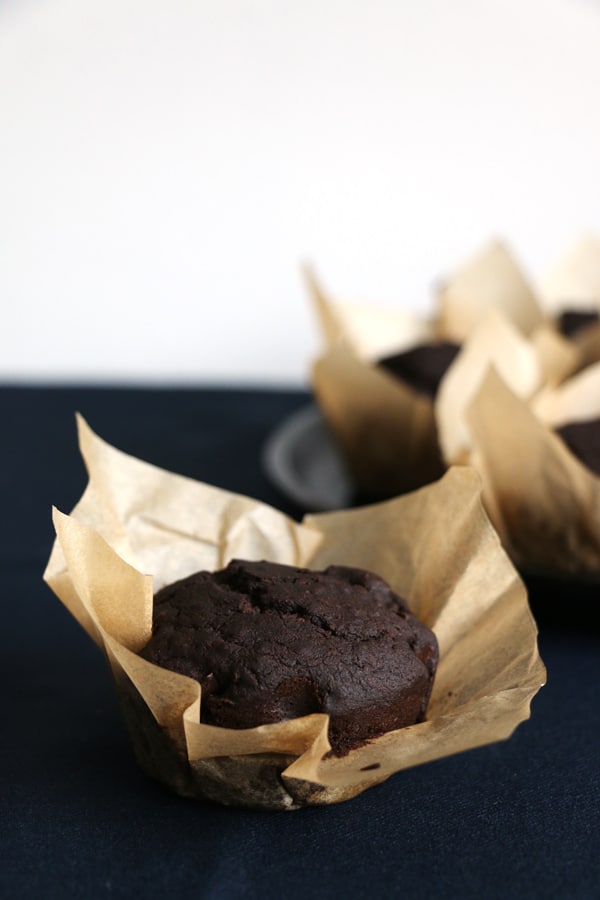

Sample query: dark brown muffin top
[378,341,461,397]
[140,559,438,756]
[556,309,599,338]
[556,417,600,477]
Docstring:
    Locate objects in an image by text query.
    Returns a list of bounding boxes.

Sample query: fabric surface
[1,385,598,900]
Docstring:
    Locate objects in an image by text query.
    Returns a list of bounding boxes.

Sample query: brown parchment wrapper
[312,345,445,498]
[434,311,581,466]
[307,246,581,500]
[307,265,447,497]
[43,417,545,810]
[435,310,543,466]
[305,269,445,500]
[540,235,600,370]
[467,365,600,573]
[540,234,600,313]
[437,239,545,340]
[429,236,593,386]
[306,265,434,361]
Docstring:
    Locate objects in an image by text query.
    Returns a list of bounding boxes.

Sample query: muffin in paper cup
[468,362,600,574]
[44,416,545,810]
[312,343,446,499]
[440,234,600,357]
[307,263,444,498]
[433,306,583,468]
[307,242,581,501]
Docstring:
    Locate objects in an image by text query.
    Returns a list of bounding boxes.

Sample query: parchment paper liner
[312,345,445,498]
[44,416,545,810]
[308,246,580,498]
[540,234,600,313]
[306,265,435,362]
[540,235,600,370]
[437,240,545,341]
[468,364,600,573]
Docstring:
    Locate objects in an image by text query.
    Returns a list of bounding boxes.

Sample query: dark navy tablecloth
[1,385,598,900]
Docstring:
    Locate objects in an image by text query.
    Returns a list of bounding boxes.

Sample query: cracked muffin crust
[140,559,439,756]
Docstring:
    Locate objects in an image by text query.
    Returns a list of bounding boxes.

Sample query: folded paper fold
[468,366,600,572]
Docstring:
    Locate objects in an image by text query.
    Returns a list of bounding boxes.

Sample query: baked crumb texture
[141,559,438,756]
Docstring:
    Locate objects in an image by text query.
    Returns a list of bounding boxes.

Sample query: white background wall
[2,0,600,386]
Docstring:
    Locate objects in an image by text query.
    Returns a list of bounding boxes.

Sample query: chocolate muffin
[141,559,438,756]
[556,416,600,477]
[378,341,461,397]
[556,309,599,338]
